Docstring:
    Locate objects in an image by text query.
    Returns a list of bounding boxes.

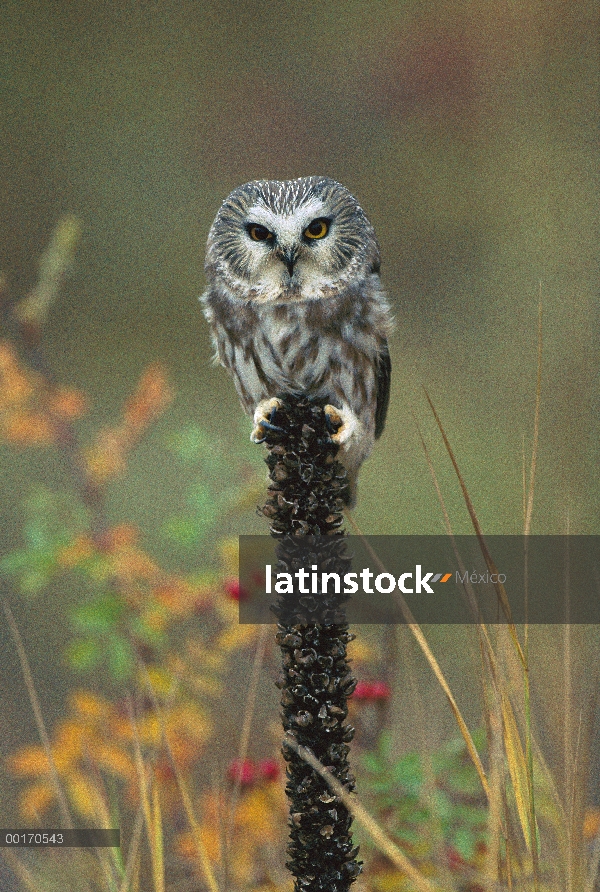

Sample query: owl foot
[324,405,356,445]
[251,397,284,443]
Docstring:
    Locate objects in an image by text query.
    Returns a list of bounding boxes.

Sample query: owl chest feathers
[203,280,390,417]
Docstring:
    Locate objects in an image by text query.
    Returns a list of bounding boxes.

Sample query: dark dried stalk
[259,396,362,892]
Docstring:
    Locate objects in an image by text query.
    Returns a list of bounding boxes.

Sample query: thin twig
[2,600,73,828]
[226,624,269,851]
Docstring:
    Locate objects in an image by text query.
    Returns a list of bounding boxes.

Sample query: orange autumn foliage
[176,780,288,885]
[8,689,212,822]
[86,523,210,616]
[2,226,280,887]
[56,534,96,569]
[0,341,87,445]
[123,363,174,429]
[0,342,35,407]
[3,411,55,444]
[85,363,173,483]
[48,387,88,419]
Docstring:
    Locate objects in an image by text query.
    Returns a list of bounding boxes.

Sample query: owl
[201,176,393,506]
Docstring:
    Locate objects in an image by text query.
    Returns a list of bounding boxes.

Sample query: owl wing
[374,341,391,440]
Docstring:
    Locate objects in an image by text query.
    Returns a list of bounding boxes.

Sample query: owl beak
[277,246,299,278]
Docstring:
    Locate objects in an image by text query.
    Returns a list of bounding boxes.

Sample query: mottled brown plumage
[201,177,393,505]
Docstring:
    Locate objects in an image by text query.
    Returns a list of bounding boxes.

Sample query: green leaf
[361,752,386,773]
[65,638,102,670]
[162,516,206,545]
[376,730,393,759]
[71,593,125,632]
[132,615,165,647]
[392,825,423,846]
[444,763,482,796]
[451,826,477,862]
[166,425,217,463]
[453,804,488,829]
[392,753,424,794]
[431,789,453,823]
[106,635,134,681]
[20,568,51,595]
[0,549,32,573]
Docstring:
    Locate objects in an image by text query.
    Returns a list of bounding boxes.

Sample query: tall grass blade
[501,692,535,851]
[151,783,164,892]
[524,290,543,539]
[346,510,490,801]
[422,347,548,888]
[119,804,145,892]
[422,389,526,667]
[138,662,220,892]
[130,706,164,892]
[226,624,269,850]
[522,290,544,889]
[3,599,73,828]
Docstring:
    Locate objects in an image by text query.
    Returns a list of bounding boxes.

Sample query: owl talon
[260,420,285,433]
[324,405,345,441]
[251,397,284,443]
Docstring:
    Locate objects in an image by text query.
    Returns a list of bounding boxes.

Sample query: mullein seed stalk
[259,396,362,892]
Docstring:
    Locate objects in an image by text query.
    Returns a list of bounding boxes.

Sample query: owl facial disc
[205,176,381,303]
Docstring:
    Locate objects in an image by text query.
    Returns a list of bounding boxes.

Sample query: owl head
[205,176,380,303]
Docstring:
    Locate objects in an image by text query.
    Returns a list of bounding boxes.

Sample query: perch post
[259,396,362,892]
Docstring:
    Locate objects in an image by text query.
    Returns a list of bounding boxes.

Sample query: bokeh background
[2,0,598,537]
[0,0,598,860]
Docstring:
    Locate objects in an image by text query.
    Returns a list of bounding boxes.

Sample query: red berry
[223,577,249,601]
[446,846,466,871]
[258,759,280,781]
[369,681,391,701]
[226,759,255,785]
[352,680,391,701]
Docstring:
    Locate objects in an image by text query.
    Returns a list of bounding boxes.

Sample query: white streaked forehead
[245,197,326,235]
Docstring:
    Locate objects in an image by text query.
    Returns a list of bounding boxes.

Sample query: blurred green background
[0,0,598,832]
[1,0,598,537]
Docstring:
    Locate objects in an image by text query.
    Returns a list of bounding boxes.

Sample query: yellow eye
[248,224,273,241]
[304,218,330,240]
